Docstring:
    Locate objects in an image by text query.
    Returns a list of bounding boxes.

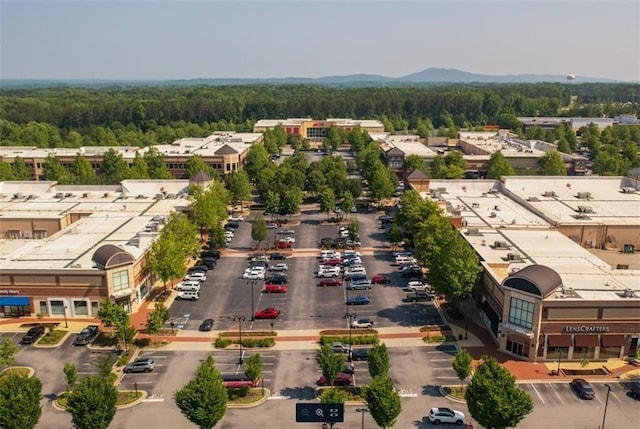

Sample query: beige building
[419,176,640,362]
[253,118,385,141]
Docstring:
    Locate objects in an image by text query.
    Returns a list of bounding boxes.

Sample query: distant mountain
[0,68,624,89]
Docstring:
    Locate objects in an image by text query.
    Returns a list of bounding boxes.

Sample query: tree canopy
[0,373,42,429]
[66,376,118,429]
[485,150,515,179]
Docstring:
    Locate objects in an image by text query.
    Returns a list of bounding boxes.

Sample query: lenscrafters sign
[564,325,610,333]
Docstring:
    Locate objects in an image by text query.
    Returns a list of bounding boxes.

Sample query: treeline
[1,83,639,148]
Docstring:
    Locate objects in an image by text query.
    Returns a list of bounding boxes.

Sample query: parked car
[347,280,372,290]
[278,229,295,235]
[199,319,214,331]
[202,249,221,259]
[427,407,466,425]
[345,239,361,248]
[351,318,374,329]
[322,258,342,266]
[571,378,595,399]
[224,222,240,229]
[371,274,391,284]
[344,272,367,281]
[124,358,156,373]
[401,267,424,279]
[317,268,340,278]
[73,325,100,346]
[269,252,287,260]
[628,381,640,400]
[330,342,352,354]
[198,259,216,269]
[317,372,353,386]
[176,291,199,301]
[269,263,288,272]
[346,295,370,305]
[249,253,268,262]
[263,284,287,293]
[265,274,288,284]
[21,325,45,344]
[185,271,206,282]
[177,281,201,292]
[351,348,369,361]
[242,270,265,280]
[277,240,292,249]
[254,307,281,319]
[404,281,431,292]
[318,278,342,287]
[228,214,244,222]
[266,223,279,229]
[402,292,434,302]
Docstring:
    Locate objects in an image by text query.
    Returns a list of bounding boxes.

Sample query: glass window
[50,300,65,315]
[73,300,89,315]
[112,270,130,292]
[599,346,620,359]
[91,301,99,316]
[508,297,534,330]
[39,301,48,315]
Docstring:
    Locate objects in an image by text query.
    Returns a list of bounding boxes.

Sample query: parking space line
[530,383,545,404]
[548,383,564,404]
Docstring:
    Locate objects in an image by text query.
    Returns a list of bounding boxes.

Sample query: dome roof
[92,244,134,269]
[503,265,562,298]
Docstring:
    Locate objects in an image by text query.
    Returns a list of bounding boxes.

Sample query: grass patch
[320,334,379,346]
[442,385,466,400]
[423,335,457,344]
[37,329,67,345]
[56,390,143,408]
[0,367,30,378]
[93,332,119,347]
[227,387,267,404]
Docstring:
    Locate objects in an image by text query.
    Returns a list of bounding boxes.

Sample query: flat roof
[458,132,547,157]
[0,180,191,271]
[422,177,640,302]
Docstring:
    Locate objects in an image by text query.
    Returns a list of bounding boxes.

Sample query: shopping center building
[0,179,194,318]
[253,118,385,141]
[416,175,640,362]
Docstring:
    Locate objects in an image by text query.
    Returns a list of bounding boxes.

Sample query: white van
[177,281,201,292]
[176,290,199,301]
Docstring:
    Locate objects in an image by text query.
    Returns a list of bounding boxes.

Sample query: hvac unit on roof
[494,241,509,249]
[55,192,64,198]
[489,212,497,218]
[577,205,594,213]
[13,193,23,199]
[623,288,635,298]
[576,192,592,199]
[543,191,556,197]
[65,193,73,197]
[621,187,636,193]
[466,228,482,236]
[82,192,89,198]
[103,192,110,198]
[506,253,522,261]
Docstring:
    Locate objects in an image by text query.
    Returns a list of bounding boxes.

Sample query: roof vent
[466,228,482,236]
[623,288,635,298]
[103,192,110,198]
[489,212,497,218]
[543,190,556,197]
[576,191,592,200]
[506,252,522,261]
[70,264,81,268]
[620,187,636,194]
[574,213,590,220]
[55,192,64,198]
[577,205,594,213]
[82,192,89,198]
[494,241,509,249]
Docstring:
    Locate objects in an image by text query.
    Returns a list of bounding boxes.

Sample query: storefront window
[91,301,99,315]
[39,301,48,315]
[508,297,534,330]
[599,346,621,359]
[50,300,65,315]
[547,346,569,359]
[73,300,89,316]
[574,346,595,359]
[112,270,130,292]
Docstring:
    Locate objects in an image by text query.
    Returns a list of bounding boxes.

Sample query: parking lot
[169,205,443,333]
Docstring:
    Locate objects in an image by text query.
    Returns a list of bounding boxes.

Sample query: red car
[317,372,353,386]
[323,258,342,266]
[372,274,391,284]
[254,307,281,319]
[318,278,343,287]
[263,284,287,293]
[277,240,292,249]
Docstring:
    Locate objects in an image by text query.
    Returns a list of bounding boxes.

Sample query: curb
[34,331,72,349]
[51,389,148,411]
[0,366,35,378]
[439,385,467,404]
[228,388,271,408]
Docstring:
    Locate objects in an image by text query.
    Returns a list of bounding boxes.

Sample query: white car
[176,281,201,292]
[317,268,340,278]
[185,272,206,282]
[269,263,288,272]
[228,214,244,222]
[242,270,265,280]
[427,408,465,425]
[405,281,431,292]
[351,318,374,329]
[279,236,295,243]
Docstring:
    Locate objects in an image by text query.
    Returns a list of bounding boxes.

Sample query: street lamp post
[345,312,357,361]
[232,315,246,365]
[601,383,612,429]
[63,305,68,328]
[356,408,369,429]
[464,317,469,340]
[557,348,562,375]
[247,280,257,321]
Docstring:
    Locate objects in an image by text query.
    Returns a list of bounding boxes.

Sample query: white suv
[177,281,201,292]
[317,267,340,278]
[176,290,199,301]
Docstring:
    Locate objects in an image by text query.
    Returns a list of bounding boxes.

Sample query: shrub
[320,334,378,346]
[258,338,274,347]
[215,338,233,348]
[133,338,151,348]
[219,331,276,338]
[116,353,129,367]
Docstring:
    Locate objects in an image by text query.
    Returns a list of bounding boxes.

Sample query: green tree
[317,186,336,218]
[190,184,229,240]
[185,154,217,179]
[367,162,396,204]
[66,376,117,429]
[146,235,187,292]
[452,349,473,390]
[143,146,173,179]
[0,338,18,367]
[70,154,98,184]
[244,144,270,182]
[99,148,128,184]
[263,190,281,218]
[319,387,346,404]
[208,221,228,250]
[538,151,567,175]
[465,356,533,429]
[367,343,390,378]
[93,353,117,381]
[280,186,303,219]
[443,150,467,179]
[404,154,428,174]
[41,154,72,183]
[126,153,149,179]
[145,303,170,337]
[251,213,268,249]
[362,375,402,429]
[244,353,263,383]
[485,151,515,179]
[174,356,228,429]
[225,170,252,211]
[63,362,78,390]
[0,162,16,180]
[340,191,355,215]
[0,373,42,429]
[11,157,31,180]
[316,345,345,387]
[96,298,125,336]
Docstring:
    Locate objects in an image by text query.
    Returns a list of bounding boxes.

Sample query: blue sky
[1,0,638,81]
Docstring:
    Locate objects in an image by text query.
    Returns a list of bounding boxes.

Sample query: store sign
[564,325,610,333]
[0,290,20,295]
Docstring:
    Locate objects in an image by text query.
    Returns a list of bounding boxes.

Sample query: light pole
[232,315,246,365]
[601,383,612,429]
[345,312,357,361]
[247,280,257,321]
[557,348,562,375]
[464,317,469,340]
[356,408,369,429]
[63,305,68,328]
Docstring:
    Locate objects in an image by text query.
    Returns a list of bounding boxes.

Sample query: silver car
[124,358,156,373]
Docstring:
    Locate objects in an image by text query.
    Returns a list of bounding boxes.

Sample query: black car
[199,319,214,331]
[21,325,45,344]
[202,249,221,259]
[265,274,288,284]
[73,325,100,346]
[225,222,240,230]
[270,252,287,260]
[191,264,209,272]
[571,378,595,399]
[401,267,423,279]
[351,348,369,361]
[628,381,640,400]
[344,272,367,281]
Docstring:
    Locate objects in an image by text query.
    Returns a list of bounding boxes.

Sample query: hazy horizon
[1,0,639,82]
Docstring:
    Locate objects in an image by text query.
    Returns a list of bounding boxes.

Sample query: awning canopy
[547,335,573,347]
[112,289,134,299]
[601,335,627,347]
[0,296,29,306]
[574,335,600,347]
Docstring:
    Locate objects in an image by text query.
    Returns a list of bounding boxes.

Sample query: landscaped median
[420,326,456,344]
[318,329,379,346]
[214,331,277,349]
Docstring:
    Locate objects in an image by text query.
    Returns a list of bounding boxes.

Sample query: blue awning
[0,296,29,306]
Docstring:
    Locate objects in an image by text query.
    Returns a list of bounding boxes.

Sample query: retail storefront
[0,295,30,317]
